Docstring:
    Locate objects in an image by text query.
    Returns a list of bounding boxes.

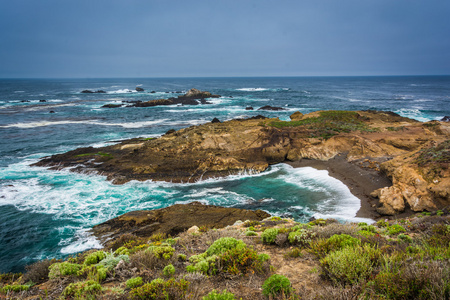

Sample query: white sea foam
[108,89,136,94]
[0,119,168,129]
[60,229,102,254]
[395,108,431,122]
[236,87,289,92]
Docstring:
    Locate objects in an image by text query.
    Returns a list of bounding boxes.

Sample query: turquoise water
[1,76,449,272]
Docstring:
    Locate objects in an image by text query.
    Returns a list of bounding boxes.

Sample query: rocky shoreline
[33,109,450,216]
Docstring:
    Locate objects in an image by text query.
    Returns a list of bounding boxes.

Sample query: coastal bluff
[34,110,450,216]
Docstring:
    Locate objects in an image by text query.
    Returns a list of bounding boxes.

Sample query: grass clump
[203,289,236,300]
[310,234,361,257]
[1,284,31,294]
[262,274,292,298]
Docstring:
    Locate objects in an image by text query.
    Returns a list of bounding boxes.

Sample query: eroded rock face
[91,202,270,245]
[34,110,450,214]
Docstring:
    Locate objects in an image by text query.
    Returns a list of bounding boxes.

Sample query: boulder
[441,116,450,122]
[245,107,254,110]
[211,117,221,123]
[91,202,270,245]
[290,111,303,121]
[136,87,144,92]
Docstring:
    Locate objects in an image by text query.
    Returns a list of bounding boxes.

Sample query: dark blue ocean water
[1,76,449,273]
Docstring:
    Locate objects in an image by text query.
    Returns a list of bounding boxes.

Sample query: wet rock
[102,104,122,108]
[164,129,176,135]
[49,111,55,113]
[136,87,144,92]
[39,99,47,102]
[150,91,156,93]
[91,202,270,245]
[211,117,221,123]
[258,105,285,111]
[81,90,106,93]
[441,116,450,122]
[245,106,254,110]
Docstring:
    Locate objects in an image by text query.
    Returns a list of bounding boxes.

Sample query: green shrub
[288,229,315,246]
[203,289,236,300]
[308,218,327,226]
[245,230,258,236]
[261,228,279,244]
[129,278,190,300]
[84,251,107,266]
[219,247,264,275]
[377,220,389,228]
[178,254,187,261]
[387,224,406,236]
[262,274,292,297]
[114,246,130,256]
[206,237,246,256]
[148,245,175,260]
[398,234,413,243]
[98,253,129,271]
[359,225,377,233]
[126,277,143,289]
[258,253,270,262]
[358,222,368,227]
[357,230,376,238]
[62,280,102,299]
[310,234,361,257]
[243,220,260,227]
[78,264,107,282]
[48,262,81,279]
[187,253,217,275]
[163,264,175,277]
[1,284,31,294]
[320,245,376,285]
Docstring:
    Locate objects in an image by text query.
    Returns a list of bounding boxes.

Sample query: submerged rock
[91,202,270,245]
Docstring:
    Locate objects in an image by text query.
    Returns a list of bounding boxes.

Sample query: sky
[0,0,449,78]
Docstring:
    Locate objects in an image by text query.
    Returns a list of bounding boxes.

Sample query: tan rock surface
[35,110,450,215]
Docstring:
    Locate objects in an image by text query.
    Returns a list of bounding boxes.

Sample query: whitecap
[395,108,431,122]
[0,119,168,129]
[60,228,102,254]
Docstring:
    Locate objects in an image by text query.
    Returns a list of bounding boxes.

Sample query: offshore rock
[130,88,220,107]
[258,105,285,111]
[34,110,450,215]
[91,202,270,245]
[135,87,144,92]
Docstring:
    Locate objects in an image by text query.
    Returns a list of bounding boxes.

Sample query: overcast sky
[1,0,449,78]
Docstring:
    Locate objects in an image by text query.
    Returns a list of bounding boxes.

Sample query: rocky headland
[34,110,450,216]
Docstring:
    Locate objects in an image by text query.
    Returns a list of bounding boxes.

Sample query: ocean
[1,76,449,273]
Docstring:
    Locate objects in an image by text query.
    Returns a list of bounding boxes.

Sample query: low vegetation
[1,210,449,299]
[269,110,377,139]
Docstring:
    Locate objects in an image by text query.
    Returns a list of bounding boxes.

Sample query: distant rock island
[34,110,450,216]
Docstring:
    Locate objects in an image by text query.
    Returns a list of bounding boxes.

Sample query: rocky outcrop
[81,90,106,93]
[258,105,285,111]
[34,110,450,215]
[129,88,220,107]
[91,202,270,245]
[290,111,303,121]
[135,87,144,92]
